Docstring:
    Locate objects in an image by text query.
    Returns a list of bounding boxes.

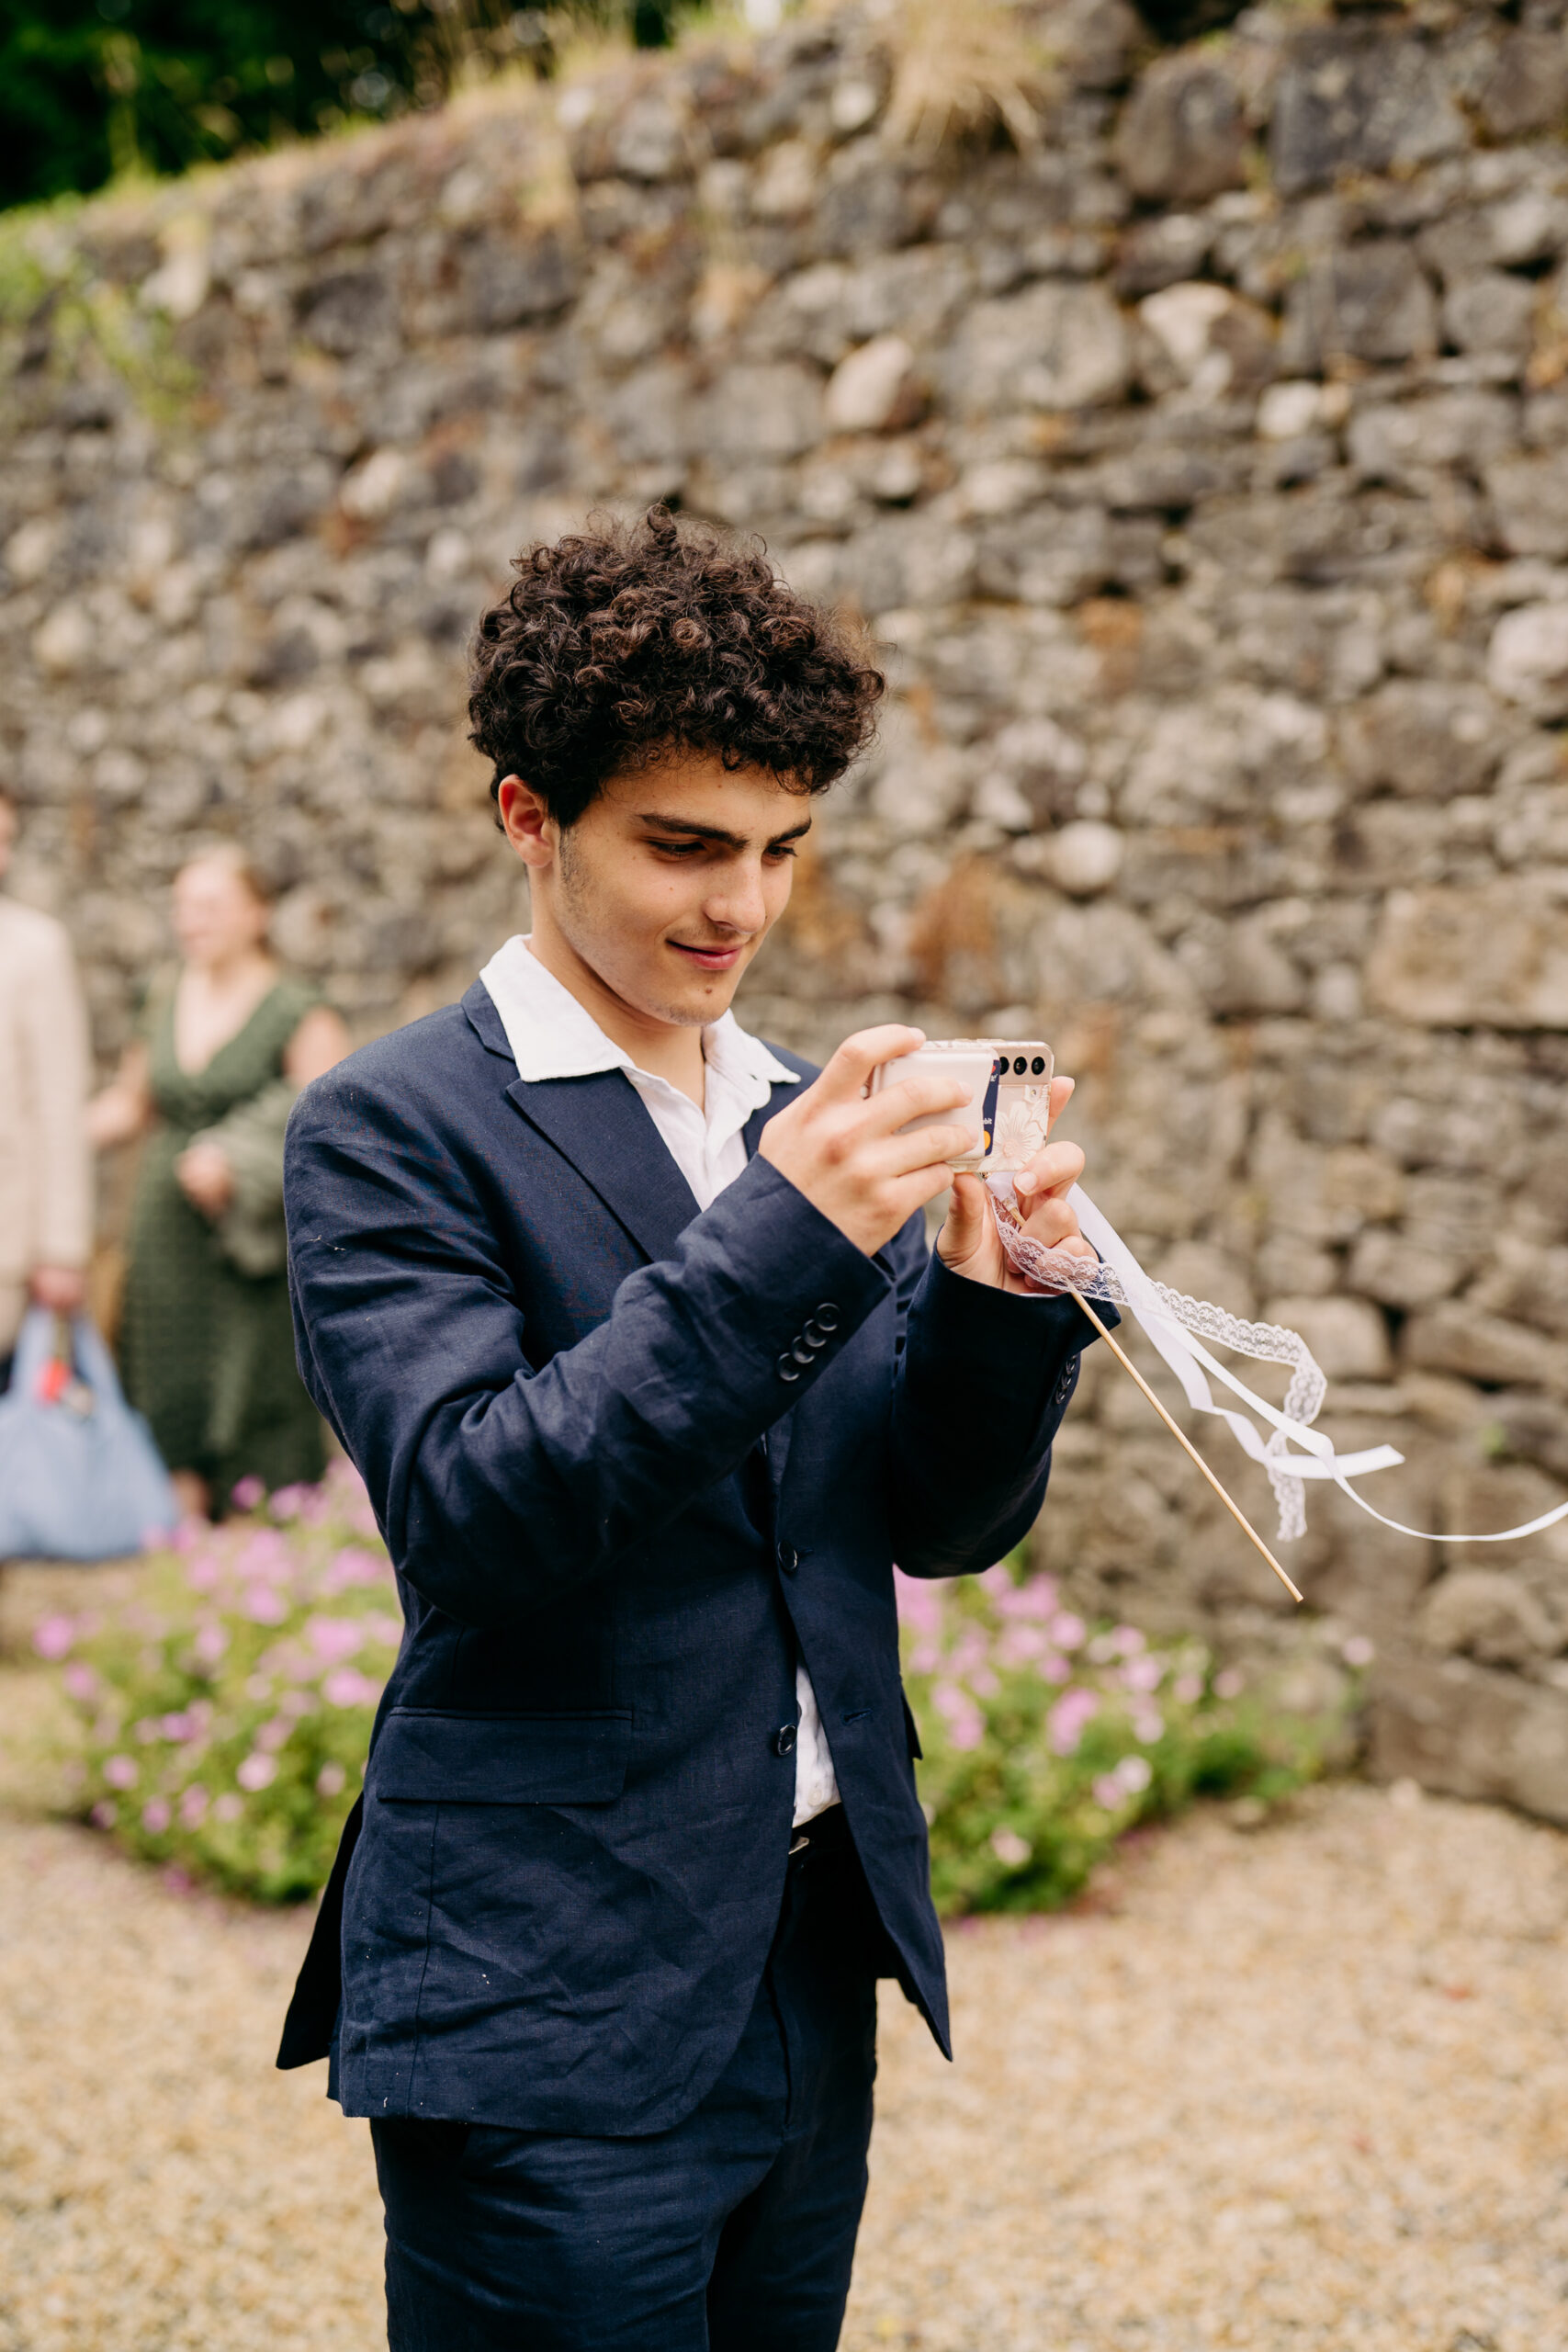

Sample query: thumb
[936,1172,989,1267]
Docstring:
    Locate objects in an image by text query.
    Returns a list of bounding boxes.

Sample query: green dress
[120,975,325,1510]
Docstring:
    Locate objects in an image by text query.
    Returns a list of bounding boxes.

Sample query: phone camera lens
[1031,1056,1046,1075]
[1010,1055,1025,1074]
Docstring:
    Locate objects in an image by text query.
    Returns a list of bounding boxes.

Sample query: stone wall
[4,0,1568,1809]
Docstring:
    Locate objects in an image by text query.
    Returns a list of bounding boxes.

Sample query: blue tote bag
[0,1310,180,1560]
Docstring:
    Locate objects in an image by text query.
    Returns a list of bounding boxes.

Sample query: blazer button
[773,1724,798,1756]
[790,1337,817,1367]
[814,1302,841,1331]
[776,1541,798,1575]
[776,1355,802,1383]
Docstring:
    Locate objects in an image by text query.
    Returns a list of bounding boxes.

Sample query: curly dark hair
[468,506,884,824]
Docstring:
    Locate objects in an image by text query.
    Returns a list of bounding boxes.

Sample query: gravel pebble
[2,1781,1565,2350]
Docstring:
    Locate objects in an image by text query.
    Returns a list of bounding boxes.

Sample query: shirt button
[776,1541,798,1576]
[773,1724,798,1756]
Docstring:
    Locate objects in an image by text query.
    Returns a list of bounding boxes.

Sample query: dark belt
[788,1801,850,1862]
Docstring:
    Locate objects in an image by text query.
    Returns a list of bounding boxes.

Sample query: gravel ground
[3,1682,1566,2350]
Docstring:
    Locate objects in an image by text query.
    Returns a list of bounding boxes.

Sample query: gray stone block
[1269,30,1469,199]
[1369,1650,1568,1824]
[1114,62,1247,208]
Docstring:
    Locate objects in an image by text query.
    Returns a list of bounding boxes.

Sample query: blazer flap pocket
[371,1709,632,1804]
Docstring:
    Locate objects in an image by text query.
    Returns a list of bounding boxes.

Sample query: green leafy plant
[36,1475,1359,1912]
[37,1462,397,1900]
[898,1562,1361,1916]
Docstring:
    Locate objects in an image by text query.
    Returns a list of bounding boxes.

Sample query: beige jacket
[0,897,92,1351]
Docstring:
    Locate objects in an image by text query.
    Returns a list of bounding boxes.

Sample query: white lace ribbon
[988,1178,1568,1553]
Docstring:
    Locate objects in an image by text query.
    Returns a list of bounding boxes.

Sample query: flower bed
[38,1464,396,1901]
[38,1476,1359,1910]
[899,1564,1360,1916]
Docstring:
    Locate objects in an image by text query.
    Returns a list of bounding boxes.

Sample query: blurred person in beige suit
[0,788,92,1385]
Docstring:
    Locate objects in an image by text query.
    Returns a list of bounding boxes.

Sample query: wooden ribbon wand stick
[1066,1285,1303,1606]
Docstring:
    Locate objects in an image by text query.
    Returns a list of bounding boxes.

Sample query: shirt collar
[477,933,799,1104]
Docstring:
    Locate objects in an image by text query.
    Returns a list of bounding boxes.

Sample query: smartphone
[868,1038,1055,1173]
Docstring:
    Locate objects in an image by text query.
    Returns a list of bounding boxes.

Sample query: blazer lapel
[506,1070,702,1268]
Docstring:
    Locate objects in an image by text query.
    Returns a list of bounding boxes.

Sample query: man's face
[506,752,811,1029]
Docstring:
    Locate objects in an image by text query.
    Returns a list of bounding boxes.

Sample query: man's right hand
[758,1026,976,1257]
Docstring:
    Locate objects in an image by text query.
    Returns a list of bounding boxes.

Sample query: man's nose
[705,864,769,934]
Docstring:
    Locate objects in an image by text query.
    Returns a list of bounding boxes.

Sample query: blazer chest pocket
[370,1708,632,1806]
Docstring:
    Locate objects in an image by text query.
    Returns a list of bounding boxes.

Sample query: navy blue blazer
[276,981,1107,2132]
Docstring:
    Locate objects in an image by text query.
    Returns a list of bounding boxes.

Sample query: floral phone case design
[868,1038,1055,1173]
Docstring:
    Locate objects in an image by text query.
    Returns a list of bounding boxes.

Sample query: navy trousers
[371,1806,885,2351]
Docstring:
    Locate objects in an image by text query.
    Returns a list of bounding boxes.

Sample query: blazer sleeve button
[773,1724,798,1756]
[814,1303,841,1331]
[790,1337,817,1366]
[777,1355,802,1383]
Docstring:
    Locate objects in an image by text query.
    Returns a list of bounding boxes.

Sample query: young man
[0,787,91,1389]
[278,508,1109,2350]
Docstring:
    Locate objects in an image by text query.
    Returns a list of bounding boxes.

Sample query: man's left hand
[936,1076,1095,1294]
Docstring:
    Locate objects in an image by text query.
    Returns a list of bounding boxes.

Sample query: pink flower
[1342,1634,1375,1668]
[1050,1612,1087,1652]
[998,1624,1047,1666]
[996,1575,1058,1621]
[968,1665,999,1699]
[322,1668,380,1708]
[931,1679,985,1751]
[1046,1688,1100,1757]
[908,1640,941,1674]
[1121,1655,1165,1693]
[255,1716,292,1753]
[141,1798,172,1834]
[103,1754,138,1789]
[243,1587,287,1625]
[325,1546,385,1591]
[90,1800,117,1829]
[307,1616,365,1668]
[1131,1707,1164,1745]
[269,1484,311,1521]
[32,1613,75,1661]
[159,1712,197,1743]
[178,1785,209,1826]
[1213,1668,1244,1700]
[231,1476,265,1511]
[977,1564,1014,1593]
[317,1762,346,1797]
[62,1663,98,1703]
[892,1570,946,1636]
[193,1623,229,1667]
[236,1753,276,1792]
[1037,1653,1072,1685]
[214,1792,243,1823]
[1092,1772,1126,1810]
[1173,1672,1204,1705]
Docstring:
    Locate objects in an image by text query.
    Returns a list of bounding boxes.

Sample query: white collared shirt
[479,934,841,1828]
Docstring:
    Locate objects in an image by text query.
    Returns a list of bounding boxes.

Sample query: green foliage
[36,1484,1359,1915]
[38,1464,397,1901]
[0,1,687,215]
[898,1561,1359,1916]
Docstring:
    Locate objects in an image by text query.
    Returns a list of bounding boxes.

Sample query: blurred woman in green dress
[88,848,348,1518]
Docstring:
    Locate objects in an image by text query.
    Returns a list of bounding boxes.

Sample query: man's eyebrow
[634,812,814,849]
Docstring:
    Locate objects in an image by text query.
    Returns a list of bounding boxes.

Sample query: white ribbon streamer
[989,1179,1568,1554]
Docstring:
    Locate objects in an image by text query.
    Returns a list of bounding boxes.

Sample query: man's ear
[497,776,556,871]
